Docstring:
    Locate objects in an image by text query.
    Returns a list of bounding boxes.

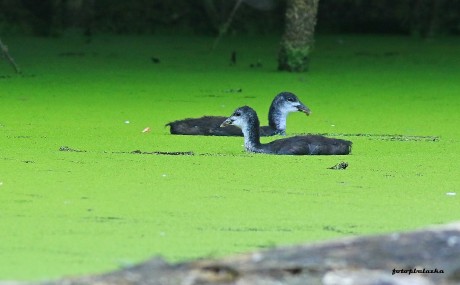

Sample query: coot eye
[287,97,295,102]
[235,112,241,116]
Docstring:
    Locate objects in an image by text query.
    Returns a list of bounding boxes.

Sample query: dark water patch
[323,225,356,235]
[223,88,242,93]
[199,153,230,157]
[59,146,194,156]
[59,146,87,152]
[196,94,223,98]
[199,153,248,157]
[129,150,194,156]
[88,216,124,223]
[22,160,34,164]
[220,227,266,232]
[296,133,439,142]
[67,160,85,164]
[206,195,225,199]
[218,227,293,233]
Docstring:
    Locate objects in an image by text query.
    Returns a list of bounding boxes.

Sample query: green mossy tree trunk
[278,0,319,72]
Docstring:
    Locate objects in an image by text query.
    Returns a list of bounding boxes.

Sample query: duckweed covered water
[0,34,459,281]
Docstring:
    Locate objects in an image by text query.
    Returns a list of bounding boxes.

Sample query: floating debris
[294,133,440,142]
[130,150,194,156]
[446,192,457,196]
[223,88,242,93]
[124,120,130,124]
[142,127,151,133]
[329,162,348,170]
[59,147,193,156]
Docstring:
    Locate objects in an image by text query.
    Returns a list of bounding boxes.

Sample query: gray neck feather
[242,115,262,152]
[269,106,288,135]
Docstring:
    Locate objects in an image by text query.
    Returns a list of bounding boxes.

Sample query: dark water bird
[220,106,352,155]
[166,92,311,136]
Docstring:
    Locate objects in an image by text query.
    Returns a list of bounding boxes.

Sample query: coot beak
[220,118,233,127]
[297,103,311,116]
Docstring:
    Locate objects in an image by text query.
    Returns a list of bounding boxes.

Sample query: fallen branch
[0,38,21,74]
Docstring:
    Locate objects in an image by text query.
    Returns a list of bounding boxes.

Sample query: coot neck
[242,114,262,152]
[268,104,286,135]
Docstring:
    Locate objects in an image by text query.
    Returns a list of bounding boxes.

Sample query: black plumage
[166,92,311,136]
[220,106,352,155]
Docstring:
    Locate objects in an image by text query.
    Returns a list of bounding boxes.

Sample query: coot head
[275,92,311,116]
[220,106,256,129]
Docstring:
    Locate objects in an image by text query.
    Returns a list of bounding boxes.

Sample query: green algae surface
[0,34,459,281]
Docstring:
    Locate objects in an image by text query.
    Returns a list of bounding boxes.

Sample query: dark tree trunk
[278,0,319,72]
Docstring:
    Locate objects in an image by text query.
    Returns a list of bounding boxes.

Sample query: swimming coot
[166,92,311,136]
[220,106,352,155]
